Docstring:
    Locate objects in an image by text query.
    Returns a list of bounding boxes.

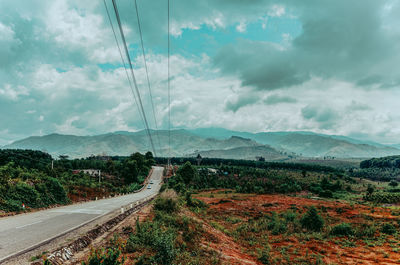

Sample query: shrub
[389,180,398,187]
[267,213,287,235]
[9,182,41,208]
[126,183,141,192]
[355,223,376,238]
[154,197,178,214]
[300,207,324,232]
[258,249,271,264]
[0,199,23,212]
[82,247,125,265]
[330,223,354,236]
[126,220,177,265]
[367,184,375,195]
[319,189,333,198]
[381,223,397,235]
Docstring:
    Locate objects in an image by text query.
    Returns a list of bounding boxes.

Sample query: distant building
[72,169,101,177]
[256,156,265,162]
[207,168,218,174]
[89,154,111,161]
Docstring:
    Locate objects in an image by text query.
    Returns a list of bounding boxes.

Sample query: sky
[1,0,400,145]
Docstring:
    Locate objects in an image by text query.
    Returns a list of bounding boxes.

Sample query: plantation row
[156,157,343,174]
[165,162,350,199]
[365,192,400,204]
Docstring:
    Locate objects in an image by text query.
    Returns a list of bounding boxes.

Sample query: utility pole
[51,160,54,170]
[167,158,171,176]
[98,170,101,184]
[196,154,202,166]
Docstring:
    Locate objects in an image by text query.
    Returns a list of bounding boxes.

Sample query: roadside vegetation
[78,189,219,265]
[161,159,400,264]
[6,152,400,263]
[75,157,400,264]
[0,149,154,213]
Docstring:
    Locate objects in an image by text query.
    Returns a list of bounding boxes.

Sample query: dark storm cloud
[225,94,259,112]
[301,104,338,129]
[213,0,400,91]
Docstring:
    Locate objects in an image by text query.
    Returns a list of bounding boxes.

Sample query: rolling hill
[3,128,400,159]
[188,145,287,160]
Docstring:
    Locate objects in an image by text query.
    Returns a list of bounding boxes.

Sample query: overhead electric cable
[168,0,171,161]
[111,0,157,156]
[134,0,162,153]
[103,0,147,136]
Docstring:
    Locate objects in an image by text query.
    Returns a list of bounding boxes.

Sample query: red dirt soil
[195,191,400,265]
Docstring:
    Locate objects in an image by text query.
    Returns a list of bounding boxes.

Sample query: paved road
[0,166,163,262]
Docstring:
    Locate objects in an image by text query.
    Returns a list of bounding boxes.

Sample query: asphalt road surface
[0,166,163,263]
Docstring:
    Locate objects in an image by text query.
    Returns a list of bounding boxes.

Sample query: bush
[82,247,125,265]
[267,213,287,235]
[126,183,141,192]
[126,220,177,265]
[185,192,208,210]
[381,223,397,235]
[319,189,333,198]
[389,180,398,187]
[330,223,354,236]
[45,177,69,204]
[258,249,271,264]
[154,197,178,214]
[9,182,41,208]
[0,199,23,212]
[355,223,376,238]
[300,207,324,232]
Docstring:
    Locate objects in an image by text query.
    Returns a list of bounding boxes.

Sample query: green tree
[106,160,116,174]
[367,184,375,195]
[0,163,12,195]
[300,207,324,231]
[145,151,155,168]
[122,159,139,184]
[177,161,196,184]
[389,180,398,188]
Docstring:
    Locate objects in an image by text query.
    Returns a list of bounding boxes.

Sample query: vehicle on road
[147,185,151,189]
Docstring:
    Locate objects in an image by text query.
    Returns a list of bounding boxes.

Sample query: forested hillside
[0,149,154,213]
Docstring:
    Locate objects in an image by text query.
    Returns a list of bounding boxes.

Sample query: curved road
[0,166,163,263]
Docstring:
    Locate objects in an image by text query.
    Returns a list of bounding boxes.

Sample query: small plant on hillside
[330,223,354,236]
[381,223,397,235]
[367,184,375,195]
[154,190,178,213]
[82,247,125,265]
[300,207,324,232]
[389,180,398,187]
[258,248,271,265]
[267,213,287,235]
[355,223,376,238]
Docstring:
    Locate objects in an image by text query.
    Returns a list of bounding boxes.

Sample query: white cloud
[0,84,29,100]
[236,21,247,33]
[268,5,285,17]
[0,22,21,58]
[1,0,400,147]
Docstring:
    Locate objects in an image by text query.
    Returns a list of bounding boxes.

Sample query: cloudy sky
[1,0,400,146]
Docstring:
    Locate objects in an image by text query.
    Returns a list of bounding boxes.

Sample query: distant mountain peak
[4,128,400,159]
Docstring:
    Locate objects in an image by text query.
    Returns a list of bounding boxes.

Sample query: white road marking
[16,221,42,229]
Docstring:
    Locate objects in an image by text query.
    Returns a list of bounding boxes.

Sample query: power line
[111,0,157,156]
[133,0,162,154]
[103,0,147,136]
[168,0,171,160]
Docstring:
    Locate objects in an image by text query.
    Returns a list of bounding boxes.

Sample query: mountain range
[2,128,400,159]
